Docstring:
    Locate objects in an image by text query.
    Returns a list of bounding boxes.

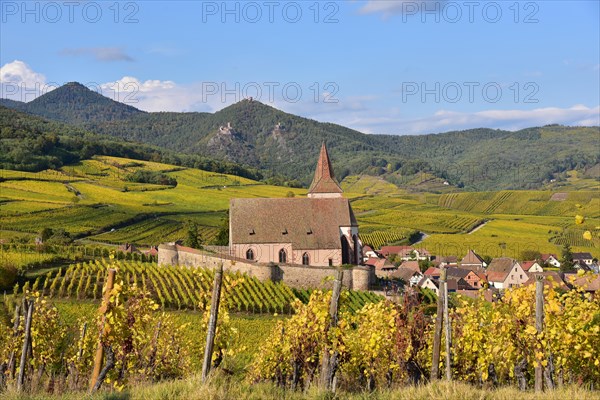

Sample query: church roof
[230,197,357,249]
[308,142,343,195]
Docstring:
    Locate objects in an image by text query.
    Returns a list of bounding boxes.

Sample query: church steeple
[308,142,343,198]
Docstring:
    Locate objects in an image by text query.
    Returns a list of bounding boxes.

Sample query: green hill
[2,82,144,123]
[1,82,599,191]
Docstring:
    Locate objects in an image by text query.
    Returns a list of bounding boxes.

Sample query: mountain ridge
[1,82,598,190]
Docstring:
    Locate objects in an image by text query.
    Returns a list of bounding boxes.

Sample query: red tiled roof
[521,261,537,271]
[380,245,412,256]
[540,253,557,261]
[424,267,441,277]
[400,260,421,273]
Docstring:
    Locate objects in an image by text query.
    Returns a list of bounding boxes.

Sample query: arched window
[302,252,310,266]
[246,249,254,260]
[278,248,287,263]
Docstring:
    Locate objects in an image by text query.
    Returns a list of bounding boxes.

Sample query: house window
[520,274,523,279]
[328,258,333,266]
[302,252,310,266]
[246,249,254,261]
[278,248,287,263]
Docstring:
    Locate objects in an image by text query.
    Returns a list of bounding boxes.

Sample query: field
[1,157,599,260]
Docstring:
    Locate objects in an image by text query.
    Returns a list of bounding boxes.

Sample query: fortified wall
[158,243,375,290]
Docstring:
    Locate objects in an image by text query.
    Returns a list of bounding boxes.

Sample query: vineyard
[19,260,383,314]
[550,228,600,248]
[438,190,600,218]
[360,228,412,249]
[0,261,599,397]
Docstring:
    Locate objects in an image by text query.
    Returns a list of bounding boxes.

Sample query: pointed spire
[308,142,343,198]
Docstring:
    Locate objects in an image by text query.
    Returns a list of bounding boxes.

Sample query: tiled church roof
[230,197,357,249]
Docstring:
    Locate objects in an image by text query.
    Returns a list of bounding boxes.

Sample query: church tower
[307,142,343,198]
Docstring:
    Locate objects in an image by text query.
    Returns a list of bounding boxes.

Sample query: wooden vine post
[535,275,544,393]
[17,300,34,392]
[202,263,224,383]
[321,269,344,392]
[8,304,21,378]
[89,268,116,392]
[444,268,452,381]
[431,267,446,380]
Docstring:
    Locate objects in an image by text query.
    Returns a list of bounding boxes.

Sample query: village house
[460,249,486,269]
[423,266,441,279]
[366,257,397,278]
[389,267,423,287]
[417,276,439,295]
[436,255,458,268]
[572,252,594,266]
[229,142,362,267]
[362,245,379,262]
[486,257,528,289]
[446,267,486,290]
[573,260,592,272]
[540,253,561,268]
[521,261,544,273]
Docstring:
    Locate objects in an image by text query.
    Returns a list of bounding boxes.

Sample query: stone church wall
[158,244,374,290]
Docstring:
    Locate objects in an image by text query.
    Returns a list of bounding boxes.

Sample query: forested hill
[1,82,598,190]
[0,82,144,124]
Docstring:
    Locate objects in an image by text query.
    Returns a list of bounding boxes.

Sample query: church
[229,143,363,267]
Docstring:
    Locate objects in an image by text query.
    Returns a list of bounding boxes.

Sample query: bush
[126,169,177,186]
[0,262,18,290]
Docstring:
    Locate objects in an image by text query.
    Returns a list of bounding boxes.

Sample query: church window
[302,252,310,265]
[279,248,287,263]
[246,249,254,260]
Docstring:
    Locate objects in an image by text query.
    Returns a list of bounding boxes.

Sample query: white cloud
[0,60,49,102]
[348,105,600,135]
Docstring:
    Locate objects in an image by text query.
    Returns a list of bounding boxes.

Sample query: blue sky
[1,0,599,134]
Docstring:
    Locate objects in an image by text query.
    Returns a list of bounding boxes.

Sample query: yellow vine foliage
[452,280,600,385]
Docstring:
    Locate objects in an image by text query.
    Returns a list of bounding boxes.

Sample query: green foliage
[184,220,202,249]
[4,83,599,190]
[0,105,261,179]
[126,169,178,187]
[0,261,17,290]
[560,243,575,272]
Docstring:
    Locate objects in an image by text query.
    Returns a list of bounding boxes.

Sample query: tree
[418,259,432,273]
[560,243,574,272]
[214,215,229,246]
[40,227,54,242]
[0,262,18,290]
[184,220,202,249]
[482,255,493,266]
[520,249,542,262]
